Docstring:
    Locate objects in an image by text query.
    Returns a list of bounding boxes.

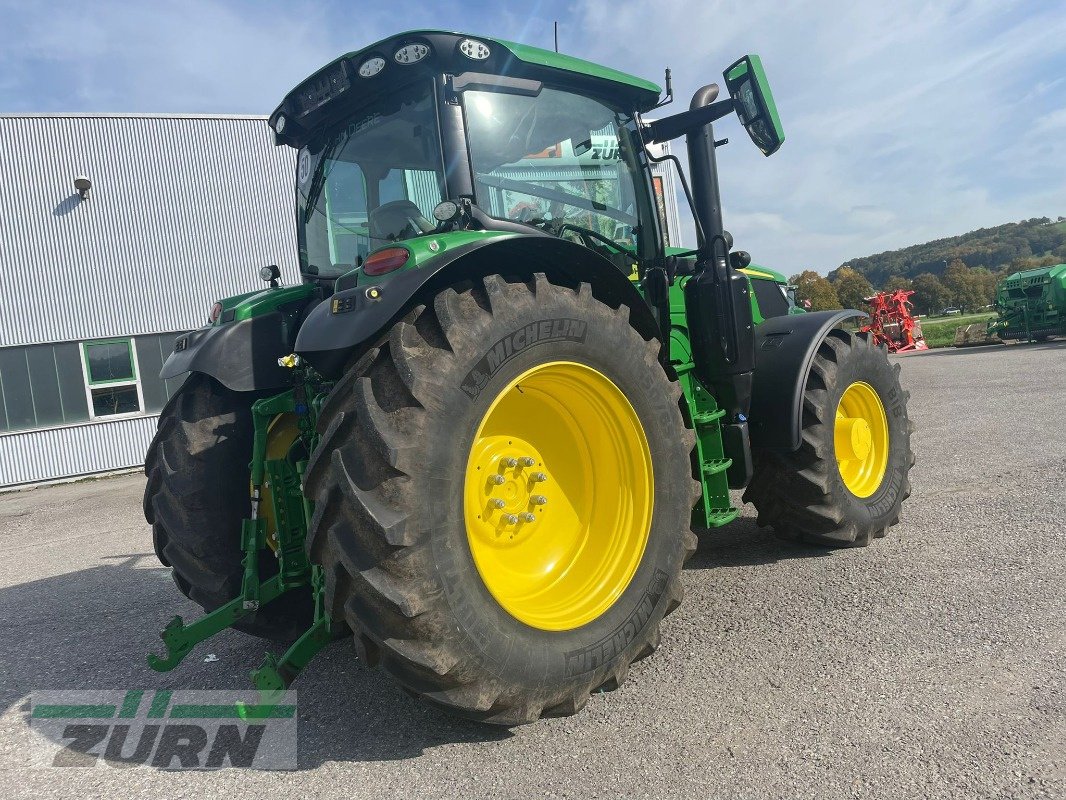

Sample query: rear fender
[160,312,297,392]
[159,284,319,392]
[748,310,868,452]
[294,236,662,378]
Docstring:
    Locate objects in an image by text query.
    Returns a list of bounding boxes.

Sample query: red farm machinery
[860,289,928,353]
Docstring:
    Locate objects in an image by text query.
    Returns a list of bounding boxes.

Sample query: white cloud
[2,0,1062,277]
[0,0,393,113]
[569,0,1066,275]
[1027,107,1066,137]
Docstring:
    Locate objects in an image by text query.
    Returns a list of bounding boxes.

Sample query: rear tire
[304,274,699,724]
[743,330,914,546]
[143,373,312,641]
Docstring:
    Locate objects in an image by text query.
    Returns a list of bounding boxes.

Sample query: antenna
[653,67,674,109]
[554,21,559,52]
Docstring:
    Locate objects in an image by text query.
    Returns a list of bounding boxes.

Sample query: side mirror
[723,55,785,156]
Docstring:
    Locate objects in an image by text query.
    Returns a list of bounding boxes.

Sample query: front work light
[458,38,491,60]
[259,264,281,287]
[432,200,459,222]
[394,43,430,64]
[358,57,385,77]
[274,114,286,133]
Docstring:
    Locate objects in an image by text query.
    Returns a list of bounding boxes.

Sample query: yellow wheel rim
[463,361,654,631]
[258,413,301,551]
[834,381,889,498]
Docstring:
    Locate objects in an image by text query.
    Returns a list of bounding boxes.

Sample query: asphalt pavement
[1,340,1063,799]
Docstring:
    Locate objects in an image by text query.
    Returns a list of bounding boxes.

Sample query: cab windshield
[463,87,649,265]
[296,81,445,278]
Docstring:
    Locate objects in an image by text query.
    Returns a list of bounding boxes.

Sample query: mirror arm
[642,98,734,144]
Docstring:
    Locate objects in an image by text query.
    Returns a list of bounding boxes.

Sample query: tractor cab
[271,31,666,286]
[269,29,788,420]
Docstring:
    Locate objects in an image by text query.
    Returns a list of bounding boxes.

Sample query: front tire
[304,274,699,724]
[743,330,914,546]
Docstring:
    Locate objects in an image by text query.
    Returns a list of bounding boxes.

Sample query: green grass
[918,313,995,348]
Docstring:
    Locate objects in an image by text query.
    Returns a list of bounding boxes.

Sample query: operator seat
[368,200,435,250]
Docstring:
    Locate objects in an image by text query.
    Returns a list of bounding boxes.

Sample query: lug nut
[520,512,536,523]
[531,495,548,506]
[531,472,548,483]
[503,514,519,525]
[519,456,536,467]
[490,498,506,509]
[490,474,506,485]
[501,457,518,468]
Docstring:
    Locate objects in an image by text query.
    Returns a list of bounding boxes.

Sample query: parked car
[941,307,962,316]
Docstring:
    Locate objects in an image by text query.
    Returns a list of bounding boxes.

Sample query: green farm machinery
[144,31,914,724]
[989,263,1066,342]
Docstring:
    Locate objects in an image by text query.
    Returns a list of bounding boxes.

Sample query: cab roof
[392,31,652,91]
[270,30,662,146]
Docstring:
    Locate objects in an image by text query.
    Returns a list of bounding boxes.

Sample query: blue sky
[2,0,1063,275]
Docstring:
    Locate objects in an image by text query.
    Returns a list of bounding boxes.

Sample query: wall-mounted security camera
[74,175,92,200]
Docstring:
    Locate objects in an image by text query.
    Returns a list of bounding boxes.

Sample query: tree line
[789,216,1066,315]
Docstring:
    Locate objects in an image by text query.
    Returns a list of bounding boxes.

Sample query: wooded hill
[829,217,1066,287]
[790,216,1066,316]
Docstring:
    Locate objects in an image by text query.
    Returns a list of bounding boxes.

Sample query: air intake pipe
[683,83,756,420]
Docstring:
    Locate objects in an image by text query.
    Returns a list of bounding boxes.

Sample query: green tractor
[144,31,914,724]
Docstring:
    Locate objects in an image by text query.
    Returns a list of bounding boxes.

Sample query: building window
[80,339,143,419]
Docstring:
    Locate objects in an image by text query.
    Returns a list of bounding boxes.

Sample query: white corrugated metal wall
[652,141,685,248]
[0,416,159,486]
[0,115,686,488]
[0,114,297,487]
[0,115,298,348]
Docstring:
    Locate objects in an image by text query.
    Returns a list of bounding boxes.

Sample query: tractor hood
[268,30,662,148]
[740,263,788,284]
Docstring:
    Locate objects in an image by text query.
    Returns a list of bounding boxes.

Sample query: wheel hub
[469,436,551,545]
[834,381,889,498]
[836,417,873,462]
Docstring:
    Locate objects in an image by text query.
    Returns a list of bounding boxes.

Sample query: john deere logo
[462,319,588,399]
[29,690,297,770]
